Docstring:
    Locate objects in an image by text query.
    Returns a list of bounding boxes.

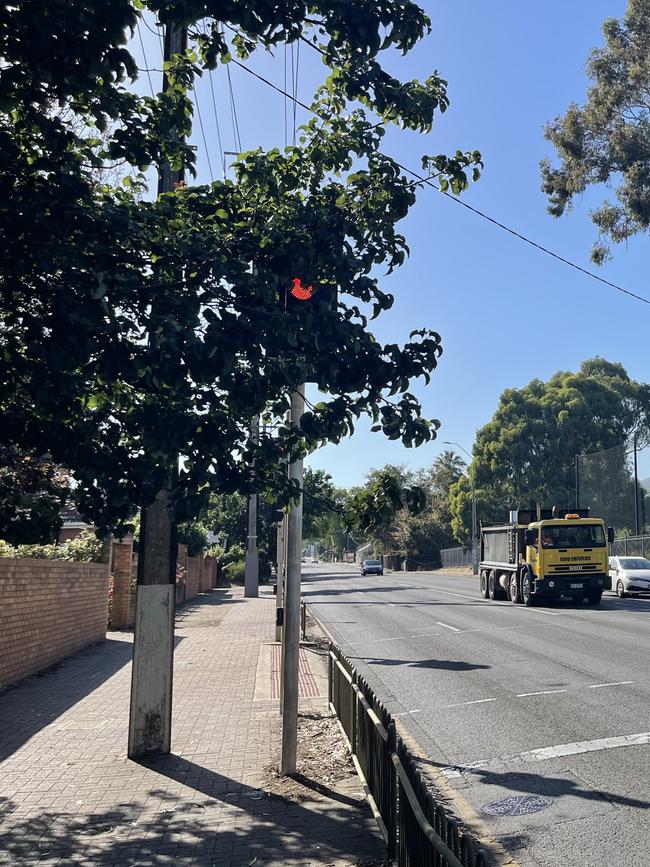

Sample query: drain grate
[483,795,552,817]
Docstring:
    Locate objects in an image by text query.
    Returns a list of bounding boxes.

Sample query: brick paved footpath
[0,587,386,866]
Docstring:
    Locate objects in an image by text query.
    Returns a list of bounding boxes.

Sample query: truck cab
[524,516,610,602]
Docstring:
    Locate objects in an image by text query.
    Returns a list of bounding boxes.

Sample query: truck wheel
[587,589,602,605]
[616,580,627,599]
[488,570,498,601]
[509,572,520,604]
[479,570,489,599]
[522,571,535,607]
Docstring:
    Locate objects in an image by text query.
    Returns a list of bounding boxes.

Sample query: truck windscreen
[541,524,606,548]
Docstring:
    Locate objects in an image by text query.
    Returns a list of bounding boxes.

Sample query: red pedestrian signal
[289,277,314,301]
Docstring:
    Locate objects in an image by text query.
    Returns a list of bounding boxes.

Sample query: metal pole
[575,453,580,510]
[275,517,285,642]
[471,482,478,575]
[128,20,186,759]
[280,385,304,775]
[244,415,260,597]
[633,434,640,537]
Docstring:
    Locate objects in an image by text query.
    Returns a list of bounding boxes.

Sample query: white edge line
[436,621,461,632]
[516,689,567,697]
[444,698,497,708]
[588,681,634,689]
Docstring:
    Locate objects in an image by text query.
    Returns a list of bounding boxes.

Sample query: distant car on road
[361,558,383,576]
[609,556,650,597]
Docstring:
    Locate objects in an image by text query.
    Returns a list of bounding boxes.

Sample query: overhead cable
[230,59,650,307]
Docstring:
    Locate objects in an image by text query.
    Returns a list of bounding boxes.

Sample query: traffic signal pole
[280,385,304,774]
[128,20,187,759]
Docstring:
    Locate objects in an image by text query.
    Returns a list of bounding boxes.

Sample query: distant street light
[443,441,478,575]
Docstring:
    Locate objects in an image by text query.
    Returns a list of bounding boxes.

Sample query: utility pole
[128,20,187,759]
[244,415,260,597]
[633,434,640,537]
[280,385,305,774]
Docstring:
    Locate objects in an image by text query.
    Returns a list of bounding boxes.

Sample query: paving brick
[0,586,386,865]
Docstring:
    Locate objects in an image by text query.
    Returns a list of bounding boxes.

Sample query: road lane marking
[588,681,634,689]
[395,709,422,717]
[516,689,567,697]
[400,584,561,615]
[442,731,650,776]
[436,621,461,632]
[513,732,650,763]
[444,698,497,709]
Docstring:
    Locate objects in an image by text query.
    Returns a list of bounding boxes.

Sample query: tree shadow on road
[421,759,650,811]
[359,657,490,671]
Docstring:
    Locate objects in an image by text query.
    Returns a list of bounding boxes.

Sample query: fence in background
[328,642,489,867]
[610,534,650,558]
[440,546,475,569]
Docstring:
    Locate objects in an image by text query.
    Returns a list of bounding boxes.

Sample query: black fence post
[351,667,358,755]
[328,642,332,708]
[387,720,398,864]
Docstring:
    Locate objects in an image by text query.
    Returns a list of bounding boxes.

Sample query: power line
[226,64,243,153]
[193,86,215,182]
[230,59,650,307]
[136,21,155,98]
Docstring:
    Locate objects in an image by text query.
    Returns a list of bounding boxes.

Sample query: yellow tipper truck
[479,508,614,606]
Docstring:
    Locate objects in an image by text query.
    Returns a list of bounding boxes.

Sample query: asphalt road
[303,563,650,867]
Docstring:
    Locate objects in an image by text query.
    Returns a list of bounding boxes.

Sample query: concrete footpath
[0,587,386,866]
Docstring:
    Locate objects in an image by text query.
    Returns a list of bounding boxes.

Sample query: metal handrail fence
[328,643,489,867]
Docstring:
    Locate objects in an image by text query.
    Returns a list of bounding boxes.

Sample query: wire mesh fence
[577,436,649,536]
[440,546,475,568]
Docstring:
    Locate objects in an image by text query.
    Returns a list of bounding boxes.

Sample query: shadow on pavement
[0,755,384,865]
[360,657,490,671]
[420,759,650,811]
[0,636,136,763]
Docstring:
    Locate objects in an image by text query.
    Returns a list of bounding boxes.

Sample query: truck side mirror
[607,527,615,544]
[524,529,537,546]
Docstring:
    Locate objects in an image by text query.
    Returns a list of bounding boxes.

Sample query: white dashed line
[516,689,567,698]
[588,681,634,689]
[444,698,497,709]
[437,621,461,632]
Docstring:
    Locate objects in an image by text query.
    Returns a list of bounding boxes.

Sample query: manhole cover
[483,795,552,817]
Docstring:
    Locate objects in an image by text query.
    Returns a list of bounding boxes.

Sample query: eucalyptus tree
[541,0,650,263]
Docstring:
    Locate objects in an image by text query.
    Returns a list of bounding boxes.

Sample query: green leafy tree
[177,521,208,557]
[1,1,481,535]
[0,447,71,545]
[541,0,650,262]
[302,468,338,540]
[449,358,650,540]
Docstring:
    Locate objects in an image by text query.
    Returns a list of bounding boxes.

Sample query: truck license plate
[570,583,583,589]
[569,565,582,571]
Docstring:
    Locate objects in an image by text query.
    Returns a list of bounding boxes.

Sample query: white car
[609,556,650,597]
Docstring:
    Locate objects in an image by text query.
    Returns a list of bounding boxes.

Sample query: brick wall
[110,539,135,629]
[0,559,110,689]
[185,556,200,600]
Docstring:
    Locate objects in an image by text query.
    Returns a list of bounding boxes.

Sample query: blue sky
[132,2,650,485]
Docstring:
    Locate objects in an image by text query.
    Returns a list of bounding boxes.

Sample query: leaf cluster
[541,0,650,262]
